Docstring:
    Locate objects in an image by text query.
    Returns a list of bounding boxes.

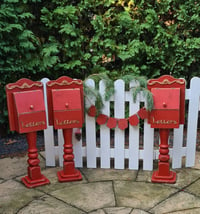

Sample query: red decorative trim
[87,105,148,130]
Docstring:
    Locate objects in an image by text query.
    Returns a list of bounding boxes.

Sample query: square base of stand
[151,170,176,184]
[21,175,50,188]
[57,169,82,182]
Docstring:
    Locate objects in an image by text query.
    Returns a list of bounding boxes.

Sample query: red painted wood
[52,88,83,129]
[147,75,185,125]
[6,78,47,133]
[46,76,84,126]
[22,132,50,188]
[151,129,176,183]
[57,128,82,182]
[13,90,46,133]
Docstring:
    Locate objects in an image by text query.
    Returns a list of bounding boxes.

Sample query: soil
[0,131,45,158]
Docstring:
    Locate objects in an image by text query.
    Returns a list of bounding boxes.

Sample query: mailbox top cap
[147,75,185,88]
[47,76,82,88]
[6,78,43,91]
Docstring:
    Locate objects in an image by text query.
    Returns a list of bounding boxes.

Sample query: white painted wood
[99,80,111,168]
[58,129,64,167]
[128,81,140,169]
[41,78,55,166]
[85,79,97,168]
[114,80,125,169]
[172,125,184,168]
[186,77,200,167]
[143,121,154,170]
[73,128,83,168]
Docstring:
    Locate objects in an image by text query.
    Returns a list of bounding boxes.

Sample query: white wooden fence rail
[41,77,200,170]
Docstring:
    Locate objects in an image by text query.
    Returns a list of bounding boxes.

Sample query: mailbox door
[52,88,83,129]
[13,90,47,133]
[148,88,180,128]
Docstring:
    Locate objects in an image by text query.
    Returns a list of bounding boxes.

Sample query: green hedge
[0,0,200,134]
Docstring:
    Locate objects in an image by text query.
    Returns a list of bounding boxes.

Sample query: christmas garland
[87,105,149,130]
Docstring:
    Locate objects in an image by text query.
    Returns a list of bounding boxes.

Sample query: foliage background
[0,0,200,134]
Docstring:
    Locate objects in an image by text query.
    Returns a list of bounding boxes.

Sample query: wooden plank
[114,80,125,169]
[73,128,83,168]
[143,121,154,170]
[172,125,184,168]
[99,80,111,168]
[41,78,56,166]
[58,129,64,167]
[128,81,140,170]
[85,79,97,168]
[186,77,200,167]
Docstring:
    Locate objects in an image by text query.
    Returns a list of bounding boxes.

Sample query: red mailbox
[147,75,186,183]
[51,88,83,129]
[46,76,84,182]
[6,78,50,188]
[12,90,46,133]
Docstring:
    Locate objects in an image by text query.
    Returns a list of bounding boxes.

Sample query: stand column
[22,132,50,188]
[57,128,82,182]
[152,129,176,183]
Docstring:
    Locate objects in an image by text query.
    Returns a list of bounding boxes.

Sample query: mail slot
[46,76,84,129]
[147,75,185,129]
[6,78,47,134]
[52,88,83,129]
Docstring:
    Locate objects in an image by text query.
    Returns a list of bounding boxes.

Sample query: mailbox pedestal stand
[152,129,176,184]
[22,132,50,188]
[57,129,82,182]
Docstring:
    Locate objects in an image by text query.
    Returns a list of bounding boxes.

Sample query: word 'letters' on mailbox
[47,76,84,129]
[6,79,47,133]
[148,75,185,129]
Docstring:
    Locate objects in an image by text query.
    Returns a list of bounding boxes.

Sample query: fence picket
[128,81,140,170]
[41,78,55,166]
[114,80,125,169]
[85,79,97,168]
[172,125,184,168]
[99,80,111,168]
[186,77,200,167]
[73,129,83,168]
[57,129,64,167]
[143,122,154,170]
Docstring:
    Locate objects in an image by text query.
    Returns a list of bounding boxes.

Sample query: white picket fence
[41,77,200,170]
